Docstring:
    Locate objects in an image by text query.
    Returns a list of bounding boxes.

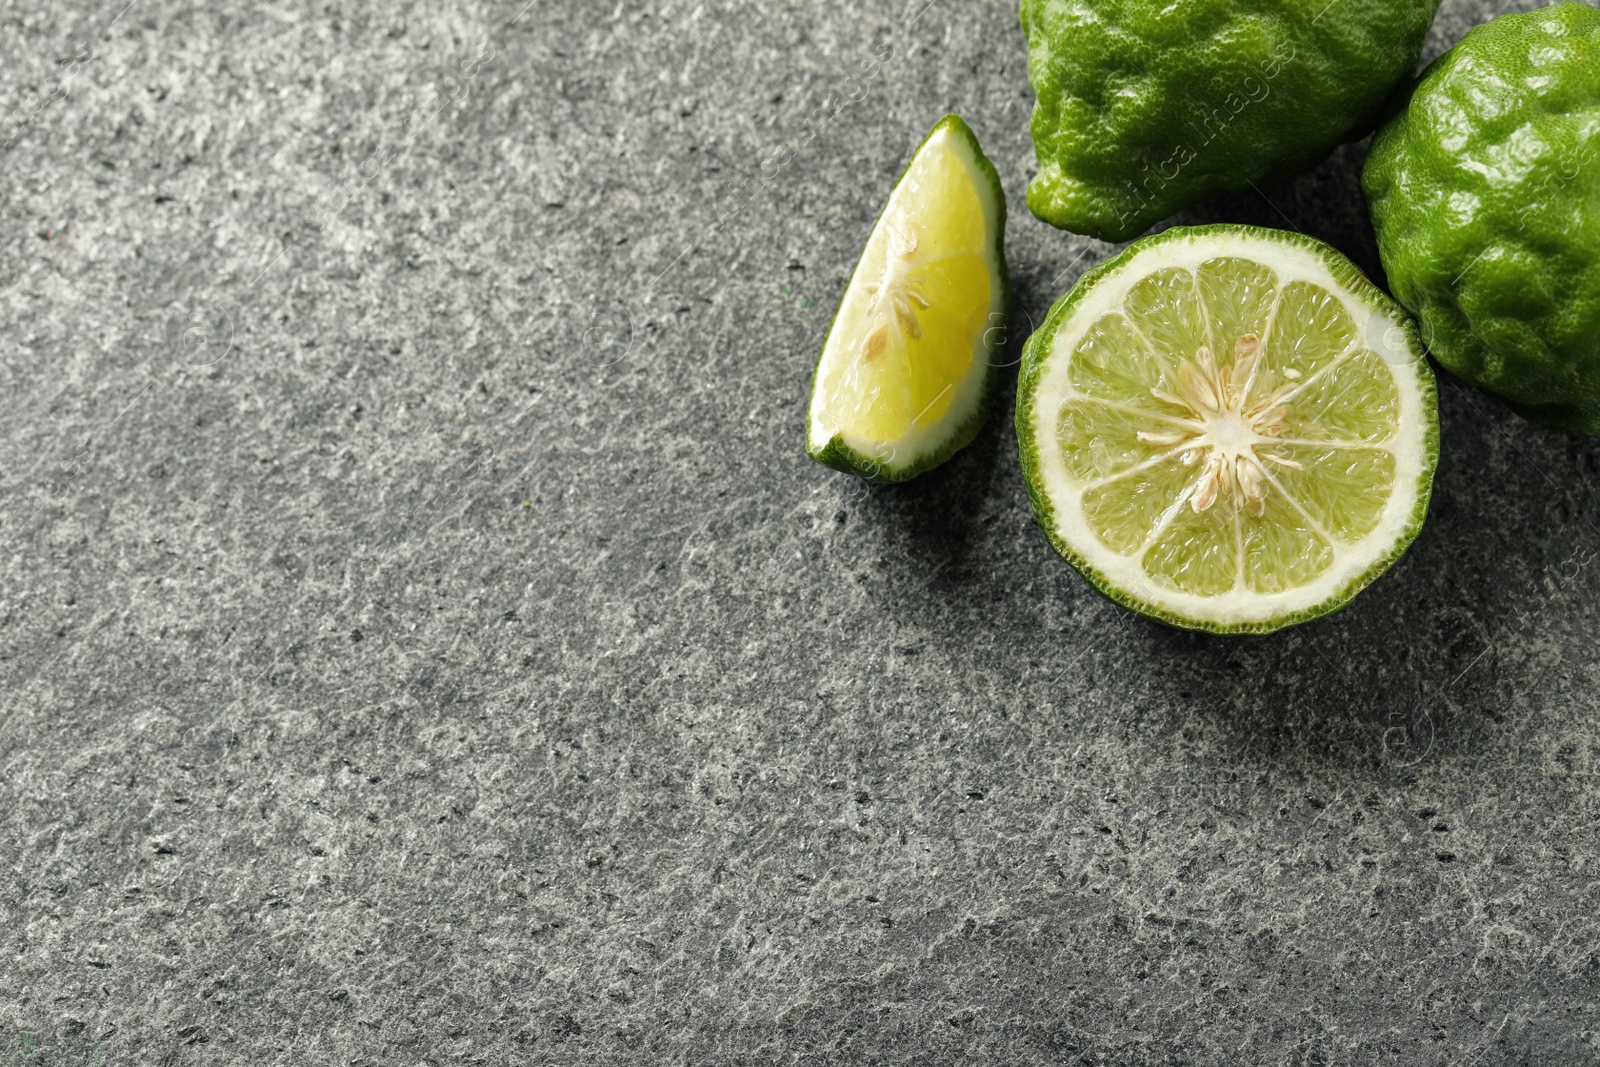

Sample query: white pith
[806,125,1004,470]
[1028,231,1432,626]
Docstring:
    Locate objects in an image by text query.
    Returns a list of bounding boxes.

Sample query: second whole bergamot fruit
[1364,1,1600,434]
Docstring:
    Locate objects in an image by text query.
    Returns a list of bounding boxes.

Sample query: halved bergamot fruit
[806,114,1009,482]
[1017,225,1438,634]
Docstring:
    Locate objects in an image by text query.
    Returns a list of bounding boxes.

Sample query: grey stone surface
[1,0,1597,1063]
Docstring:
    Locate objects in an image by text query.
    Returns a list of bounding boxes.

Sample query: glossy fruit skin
[1021,0,1441,242]
[1364,3,1600,434]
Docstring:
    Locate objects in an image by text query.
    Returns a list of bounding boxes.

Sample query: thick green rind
[1363,2,1600,434]
[1015,224,1440,634]
[1021,0,1442,242]
[805,113,1011,484]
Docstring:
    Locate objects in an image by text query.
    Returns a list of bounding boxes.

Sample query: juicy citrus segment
[1261,444,1396,543]
[1144,503,1238,597]
[1017,226,1439,633]
[1196,258,1278,357]
[1055,399,1183,482]
[1122,267,1209,362]
[806,115,1008,482]
[1068,314,1170,407]
[1281,349,1400,443]
[1080,451,1196,555]
[829,253,992,440]
[1263,281,1358,384]
[1240,489,1335,596]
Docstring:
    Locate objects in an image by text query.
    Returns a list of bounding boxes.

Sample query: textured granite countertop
[2,0,1597,1063]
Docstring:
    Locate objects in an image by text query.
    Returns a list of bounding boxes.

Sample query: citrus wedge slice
[1017,225,1439,633]
[806,114,1009,482]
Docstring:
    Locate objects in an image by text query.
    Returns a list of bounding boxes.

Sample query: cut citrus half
[806,114,1009,482]
[1016,225,1439,634]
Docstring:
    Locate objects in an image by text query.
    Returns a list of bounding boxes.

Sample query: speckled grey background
[1,0,1597,1063]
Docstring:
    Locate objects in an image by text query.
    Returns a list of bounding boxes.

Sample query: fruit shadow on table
[852,242,1600,778]
[1170,141,1386,287]
[1118,379,1600,773]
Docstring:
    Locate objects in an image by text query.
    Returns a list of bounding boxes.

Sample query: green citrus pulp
[1017,226,1439,633]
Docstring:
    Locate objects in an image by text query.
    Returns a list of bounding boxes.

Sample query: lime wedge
[1017,225,1439,633]
[807,115,1009,482]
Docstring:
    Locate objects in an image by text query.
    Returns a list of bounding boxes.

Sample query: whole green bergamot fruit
[1364,2,1600,434]
[1021,0,1442,242]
